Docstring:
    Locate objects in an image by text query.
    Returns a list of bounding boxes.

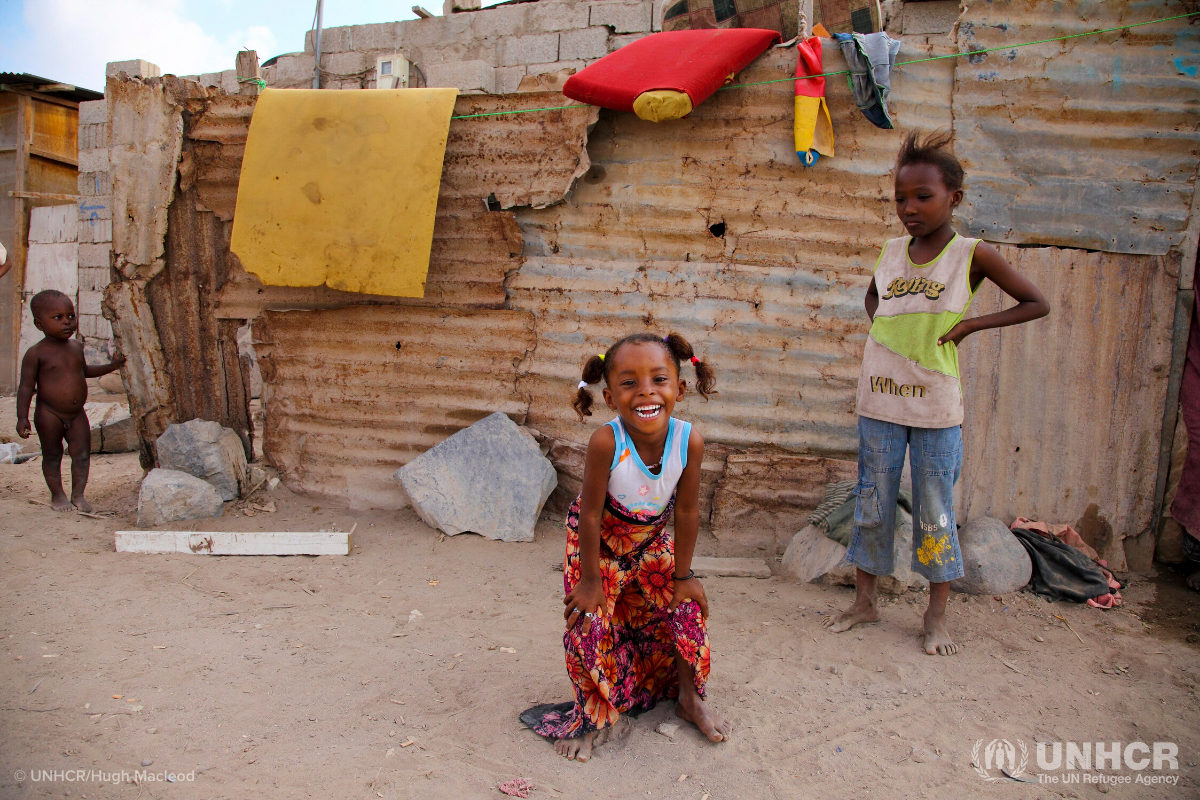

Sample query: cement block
[426,60,496,93]
[106,59,161,78]
[652,0,666,31]
[494,65,527,94]
[78,123,108,151]
[529,1,592,32]
[268,54,315,88]
[470,5,530,41]
[560,27,610,60]
[444,0,481,13]
[323,50,373,76]
[78,267,111,292]
[77,243,111,269]
[590,1,652,33]
[77,171,110,198]
[608,32,648,52]
[525,60,585,77]
[78,196,111,222]
[78,100,107,126]
[306,26,350,54]
[902,0,960,35]
[79,218,113,245]
[78,314,113,339]
[349,22,402,51]
[77,148,109,174]
[403,15,475,49]
[77,290,103,316]
[500,32,560,66]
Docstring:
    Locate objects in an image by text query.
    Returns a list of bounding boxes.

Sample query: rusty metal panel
[954,0,1200,255]
[958,245,1178,573]
[513,46,955,461]
[254,306,536,508]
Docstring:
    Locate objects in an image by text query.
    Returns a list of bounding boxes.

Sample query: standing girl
[824,130,1050,655]
[522,333,730,761]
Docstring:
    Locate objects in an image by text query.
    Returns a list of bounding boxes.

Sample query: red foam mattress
[562,28,782,113]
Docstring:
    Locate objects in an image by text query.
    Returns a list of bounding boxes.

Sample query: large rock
[950,516,1032,595]
[394,412,557,542]
[781,524,849,584]
[156,419,247,501]
[137,468,225,527]
[85,401,139,453]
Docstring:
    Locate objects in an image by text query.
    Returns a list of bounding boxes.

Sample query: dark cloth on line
[1010,527,1114,603]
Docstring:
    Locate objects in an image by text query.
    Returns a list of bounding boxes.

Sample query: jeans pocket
[854,482,881,529]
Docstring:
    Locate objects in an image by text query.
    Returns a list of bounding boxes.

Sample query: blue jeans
[846,416,965,583]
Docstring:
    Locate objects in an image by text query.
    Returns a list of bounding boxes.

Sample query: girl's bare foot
[554,731,594,762]
[923,607,958,655]
[72,496,93,513]
[676,691,730,742]
[50,493,72,512]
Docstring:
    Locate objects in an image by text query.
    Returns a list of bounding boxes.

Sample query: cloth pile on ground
[1010,518,1122,607]
[809,478,911,547]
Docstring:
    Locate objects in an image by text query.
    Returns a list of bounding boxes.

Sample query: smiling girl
[824,130,1049,655]
[521,332,729,761]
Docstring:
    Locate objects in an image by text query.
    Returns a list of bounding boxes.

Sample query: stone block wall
[76,97,114,359]
[263,0,659,94]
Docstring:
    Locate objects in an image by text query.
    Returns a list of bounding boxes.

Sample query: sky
[0,0,503,93]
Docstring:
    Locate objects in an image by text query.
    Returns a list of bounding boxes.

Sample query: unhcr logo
[972,739,1029,782]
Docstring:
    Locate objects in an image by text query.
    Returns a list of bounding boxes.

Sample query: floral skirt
[521,495,710,740]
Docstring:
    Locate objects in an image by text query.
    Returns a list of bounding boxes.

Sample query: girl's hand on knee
[669,578,709,619]
[563,578,606,635]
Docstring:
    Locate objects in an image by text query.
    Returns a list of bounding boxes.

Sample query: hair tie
[577,380,589,389]
[690,356,699,366]
[597,353,605,361]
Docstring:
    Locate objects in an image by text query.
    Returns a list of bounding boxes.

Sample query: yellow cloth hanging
[230,87,459,297]
[793,95,834,157]
[632,90,694,122]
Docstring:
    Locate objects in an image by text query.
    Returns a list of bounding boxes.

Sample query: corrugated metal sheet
[954,0,1200,255]
[254,306,536,509]
[958,245,1178,572]
[513,44,956,456]
[212,92,597,317]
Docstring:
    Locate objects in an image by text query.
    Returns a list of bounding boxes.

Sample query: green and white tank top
[855,233,981,428]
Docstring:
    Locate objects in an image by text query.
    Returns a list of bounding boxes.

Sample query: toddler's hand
[669,577,709,619]
[563,577,606,635]
[111,353,127,369]
[16,418,30,438]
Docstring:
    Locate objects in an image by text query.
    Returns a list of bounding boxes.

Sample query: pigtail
[572,354,608,419]
[664,332,716,399]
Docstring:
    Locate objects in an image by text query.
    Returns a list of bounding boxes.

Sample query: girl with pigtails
[521,332,730,762]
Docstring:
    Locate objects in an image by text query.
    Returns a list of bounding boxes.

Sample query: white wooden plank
[28,204,78,244]
[115,530,351,556]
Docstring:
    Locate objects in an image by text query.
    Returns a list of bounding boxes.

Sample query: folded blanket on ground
[810,479,911,547]
[1011,517,1122,608]
[1010,527,1116,604]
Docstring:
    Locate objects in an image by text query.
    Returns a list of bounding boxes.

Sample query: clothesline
[447,10,1200,120]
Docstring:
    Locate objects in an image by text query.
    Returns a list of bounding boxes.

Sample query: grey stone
[156,419,248,501]
[820,509,930,593]
[85,401,138,453]
[560,27,610,61]
[394,412,557,542]
[950,517,1032,595]
[0,443,22,464]
[137,469,225,527]
[781,524,848,584]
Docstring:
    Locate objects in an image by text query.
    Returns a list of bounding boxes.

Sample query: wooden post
[236,50,261,96]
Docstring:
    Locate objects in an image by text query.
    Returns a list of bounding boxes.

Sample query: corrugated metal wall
[954,0,1200,255]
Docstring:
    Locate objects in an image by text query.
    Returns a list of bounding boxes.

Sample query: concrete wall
[263,0,663,94]
[76,97,113,362]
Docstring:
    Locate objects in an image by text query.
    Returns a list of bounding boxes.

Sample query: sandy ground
[1,430,1199,799]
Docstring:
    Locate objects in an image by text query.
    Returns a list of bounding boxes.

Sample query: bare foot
[923,608,958,656]
[50,493,72,512]
[72,496,93,513]
[554,731,594,762]
[1187,570,1200,592]
[823,599,880,633]
[676,691,730,742]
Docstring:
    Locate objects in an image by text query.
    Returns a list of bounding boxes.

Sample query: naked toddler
[16,290,125,512]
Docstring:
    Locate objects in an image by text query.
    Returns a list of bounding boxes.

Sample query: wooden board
[115,530,351,555]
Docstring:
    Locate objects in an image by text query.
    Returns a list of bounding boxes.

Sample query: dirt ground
[2,428,1199,799]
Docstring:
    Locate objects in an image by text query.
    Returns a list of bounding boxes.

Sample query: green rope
[446,10,1199,120]
[238,76,268,88]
